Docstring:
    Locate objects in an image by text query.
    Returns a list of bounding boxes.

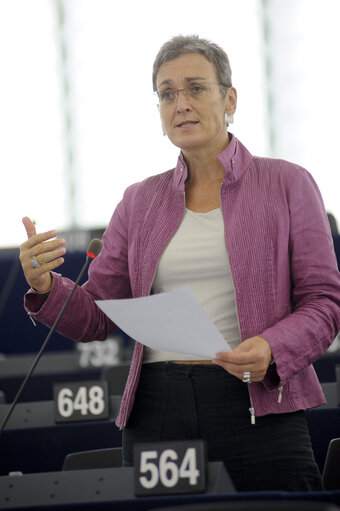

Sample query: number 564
[139,448,200,489]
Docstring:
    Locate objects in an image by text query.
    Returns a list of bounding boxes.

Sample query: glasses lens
[189,84,208,98]
[158,90,177,103]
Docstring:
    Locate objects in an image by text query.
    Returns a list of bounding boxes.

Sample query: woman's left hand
[212,336,272,382]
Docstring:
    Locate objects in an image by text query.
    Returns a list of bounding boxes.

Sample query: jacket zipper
[27,311,37,327]
[121,192,187,428]
[248,384,283,425]
[247,384,256,425]
[220,183,257,425]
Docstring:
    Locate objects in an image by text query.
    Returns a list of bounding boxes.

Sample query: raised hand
[19,217,66,293]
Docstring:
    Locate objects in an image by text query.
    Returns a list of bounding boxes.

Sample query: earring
[160,116,167,136]
[225,112,234,125]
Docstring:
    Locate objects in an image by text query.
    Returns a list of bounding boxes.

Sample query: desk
[0,420,122,476]
[306,407,340,473]
[0,370,101,403]
[0,403,337,477]
[0,397,122,476]
[0,353,129,403]
[0,466,339,511]
[314,353,340,383]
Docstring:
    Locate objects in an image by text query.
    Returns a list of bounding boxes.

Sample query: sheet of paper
[95,287,231,359]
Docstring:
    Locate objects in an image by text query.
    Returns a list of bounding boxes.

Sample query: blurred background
[1,0,340,248]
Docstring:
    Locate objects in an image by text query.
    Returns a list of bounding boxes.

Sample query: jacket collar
[173,133,253,190]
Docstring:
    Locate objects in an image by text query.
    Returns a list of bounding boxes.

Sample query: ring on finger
[242,371,251,383]
[32,256,40,268]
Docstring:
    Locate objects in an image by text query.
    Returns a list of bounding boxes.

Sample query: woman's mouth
[176,121,199,129]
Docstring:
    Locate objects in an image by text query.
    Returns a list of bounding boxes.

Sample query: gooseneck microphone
[0,238,103,435]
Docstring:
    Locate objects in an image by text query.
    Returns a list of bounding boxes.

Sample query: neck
[182,135,230,183]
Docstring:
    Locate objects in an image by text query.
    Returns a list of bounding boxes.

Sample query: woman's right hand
[19,217,66,293]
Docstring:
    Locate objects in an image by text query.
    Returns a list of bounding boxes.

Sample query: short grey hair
[152,34,232,97]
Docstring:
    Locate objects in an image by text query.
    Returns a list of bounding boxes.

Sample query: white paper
[95,287,231,359]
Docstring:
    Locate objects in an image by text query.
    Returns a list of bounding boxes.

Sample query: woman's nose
[176,89,192,112]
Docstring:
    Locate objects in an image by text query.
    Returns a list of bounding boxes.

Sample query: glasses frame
[154,81,230,106]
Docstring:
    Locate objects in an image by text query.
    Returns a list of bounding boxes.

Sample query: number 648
[57,385,105,417]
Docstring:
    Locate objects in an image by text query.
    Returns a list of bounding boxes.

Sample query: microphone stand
[0,250,97,436]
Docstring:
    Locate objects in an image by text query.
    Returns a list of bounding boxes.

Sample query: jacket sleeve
[24,192,132,342]
[260,165,340,387]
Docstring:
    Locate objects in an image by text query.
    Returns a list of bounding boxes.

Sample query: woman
[20,35,340,491]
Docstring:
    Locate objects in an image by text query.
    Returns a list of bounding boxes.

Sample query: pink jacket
[25,135,340,428]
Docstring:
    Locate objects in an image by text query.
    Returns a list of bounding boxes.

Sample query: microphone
[0,238,103,435]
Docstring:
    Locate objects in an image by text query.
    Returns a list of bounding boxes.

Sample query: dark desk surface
[0,366,102,403]
[0,353,129,403]
[0,404,339,482]
[306,407,340,475]
[313,351,340,382]
[0,419,122,476]
[0,466,339,511]
[0,396,122,476]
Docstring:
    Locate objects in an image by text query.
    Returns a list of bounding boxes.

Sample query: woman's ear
[224,87,237,127]
[225,87,237,115]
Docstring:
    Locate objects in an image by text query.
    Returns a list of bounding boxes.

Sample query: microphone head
[86,238,103,260]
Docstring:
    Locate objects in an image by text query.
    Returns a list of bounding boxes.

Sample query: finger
[213,358,256,374]
[20,238,63,272]
[22,217,37,239]
[22,246,65,273]
[35,246,66,265]
[23,229,59,250]
[212,358,264,382]
[213,351,252,366]
[31,237,65,256]
[213,348,270,382]
[32,256,65,274]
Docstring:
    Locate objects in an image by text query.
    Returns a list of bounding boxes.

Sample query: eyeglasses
[154,82,229,105]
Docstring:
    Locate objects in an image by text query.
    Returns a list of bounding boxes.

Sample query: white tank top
[143,207,241,362]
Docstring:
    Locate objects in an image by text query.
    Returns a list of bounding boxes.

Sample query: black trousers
[122,362,323,492]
